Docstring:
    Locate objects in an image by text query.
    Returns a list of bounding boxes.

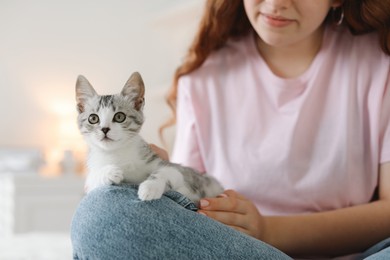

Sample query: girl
[71,1,390,259]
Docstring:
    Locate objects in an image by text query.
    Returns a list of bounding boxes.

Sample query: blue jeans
[71,185,389,260]
[361,238,390,260]
[71,184,290,259]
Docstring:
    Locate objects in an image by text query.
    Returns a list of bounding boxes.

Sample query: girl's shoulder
[320,26,389,87]
[328,26,389,63]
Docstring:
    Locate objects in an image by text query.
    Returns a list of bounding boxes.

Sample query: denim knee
[71,184,291,260]
[363,238,390,260]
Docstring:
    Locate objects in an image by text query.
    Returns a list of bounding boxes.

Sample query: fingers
[224,189,247,200]
[201,209,244,226]
[198,189,264,239]
[200,190,249,214]
[149,144,169,161]
[199,190,250,227]
[200,207,256,230]
[229,225,251,236]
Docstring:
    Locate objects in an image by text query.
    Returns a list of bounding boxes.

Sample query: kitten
[75,72,223,203]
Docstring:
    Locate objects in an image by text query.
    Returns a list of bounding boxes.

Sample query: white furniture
[0,174,85,237]
[0,232,72,260]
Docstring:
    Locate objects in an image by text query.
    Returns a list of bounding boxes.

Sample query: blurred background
[0,1,203,258]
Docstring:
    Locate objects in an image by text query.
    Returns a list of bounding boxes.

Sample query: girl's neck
[256,26,325,79]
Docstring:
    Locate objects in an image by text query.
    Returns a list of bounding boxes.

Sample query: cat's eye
[113,112,126,123]
[88,114,99,124]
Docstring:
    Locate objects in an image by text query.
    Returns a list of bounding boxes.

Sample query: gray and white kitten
[75,72,223,203]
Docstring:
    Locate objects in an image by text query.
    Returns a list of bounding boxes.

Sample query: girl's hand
[149,144,169,161]
[198,189,266,240]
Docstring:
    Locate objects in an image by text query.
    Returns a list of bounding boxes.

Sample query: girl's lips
[261,13,294,27]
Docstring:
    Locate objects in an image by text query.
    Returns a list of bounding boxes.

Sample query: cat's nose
[101,127,110,134]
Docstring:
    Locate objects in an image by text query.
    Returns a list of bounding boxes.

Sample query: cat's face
[75,72,145,151]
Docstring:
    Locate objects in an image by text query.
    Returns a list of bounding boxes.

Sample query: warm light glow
[40,98,87,176]
[41,147,62,176]
[58,116,83,150]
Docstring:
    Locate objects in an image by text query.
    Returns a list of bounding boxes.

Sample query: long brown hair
[160,0,390,141]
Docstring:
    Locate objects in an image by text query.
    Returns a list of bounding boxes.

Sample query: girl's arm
[199,162,390,258]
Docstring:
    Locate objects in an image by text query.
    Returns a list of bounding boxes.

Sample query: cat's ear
[75,75,97,113]
[121,72,145,111]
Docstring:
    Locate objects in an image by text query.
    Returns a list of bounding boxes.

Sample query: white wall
[0,0,203,162]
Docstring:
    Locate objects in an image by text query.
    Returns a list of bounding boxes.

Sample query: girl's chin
[257,31,294,48]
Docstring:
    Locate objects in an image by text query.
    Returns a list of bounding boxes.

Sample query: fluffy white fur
[76,72,223,203]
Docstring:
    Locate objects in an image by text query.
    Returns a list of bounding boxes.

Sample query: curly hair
[160,0,390,140]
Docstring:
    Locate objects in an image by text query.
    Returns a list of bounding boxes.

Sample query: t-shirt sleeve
[171,77,205,172]
[380,72,390,164]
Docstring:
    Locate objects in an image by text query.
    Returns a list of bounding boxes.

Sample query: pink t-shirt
[171,26,390,216]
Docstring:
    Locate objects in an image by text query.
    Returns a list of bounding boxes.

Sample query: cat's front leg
[138,177,166,201]
[86,165,124,193]
[91,165,123,186]
[100,165,124,185]
[138,167,182,201]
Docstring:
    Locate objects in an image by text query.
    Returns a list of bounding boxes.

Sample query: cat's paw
[138,179,165,201]
[101,165,124,185]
